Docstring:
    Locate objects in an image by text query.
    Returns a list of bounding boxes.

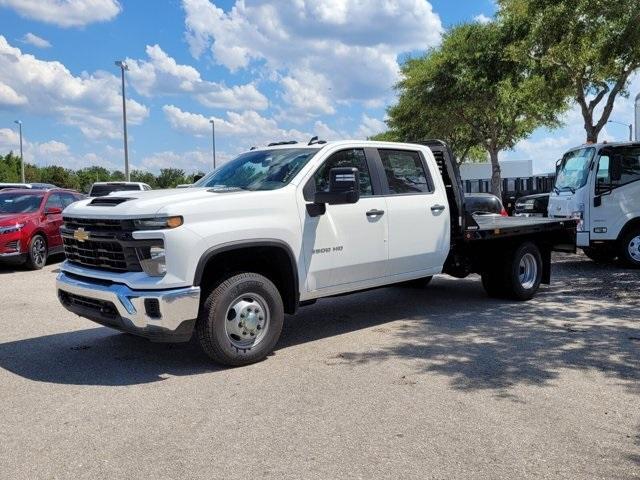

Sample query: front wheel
[25,234,48,270]
[620,229,640,268]
[196,272,284,366]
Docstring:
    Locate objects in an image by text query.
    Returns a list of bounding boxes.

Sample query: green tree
[130,170,158,188]
[386,22,566,196]
[500,0,640,143]
[156,168,186,189]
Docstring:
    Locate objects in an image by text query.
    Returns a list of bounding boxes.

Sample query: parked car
[88,182,151,197]
[0,182,57,191]
[515,193,550,218]
[0,189,84,269]
[465,193,508,216]
[57,139,577,366]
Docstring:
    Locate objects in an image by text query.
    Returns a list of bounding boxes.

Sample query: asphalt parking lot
[0,253,638,480]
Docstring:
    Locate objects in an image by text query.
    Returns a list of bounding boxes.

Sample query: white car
[57,140,576,366]
[88,182,151,197]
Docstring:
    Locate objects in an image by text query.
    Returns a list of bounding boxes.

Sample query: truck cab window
[378,149,432,194]
[314,149,373,196]
[597,149,640,190]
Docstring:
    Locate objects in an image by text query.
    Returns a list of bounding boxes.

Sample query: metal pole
[14,120,24,182]
[210,119,216,169]
[115,61,130,181]
[630,123,633,142]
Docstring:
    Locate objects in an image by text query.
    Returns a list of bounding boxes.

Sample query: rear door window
[378,149,433,194]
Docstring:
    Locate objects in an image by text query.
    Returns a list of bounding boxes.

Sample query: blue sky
[0,0,637,175]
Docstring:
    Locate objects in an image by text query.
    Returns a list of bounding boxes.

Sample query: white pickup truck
[548,142,640,267]
[56,140,576,366]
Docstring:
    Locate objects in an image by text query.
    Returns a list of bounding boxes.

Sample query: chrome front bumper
[56,272,201,342]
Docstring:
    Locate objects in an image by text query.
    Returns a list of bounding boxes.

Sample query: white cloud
[0,0,121,27]
[0,82,27,106]
[0,128,124,170]
[182,0,443,114]
[21,32,51,48]
[162,104,307,145]
[354,114,387,139]
[473,13,491,24]
[140,149,224,172]
[125,44,268,110]
[0,36,148,139]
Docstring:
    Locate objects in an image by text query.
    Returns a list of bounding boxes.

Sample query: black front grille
[63,217,127,232]
[62,236,141,272]
[59,291,118,319]
[62,216,143,273]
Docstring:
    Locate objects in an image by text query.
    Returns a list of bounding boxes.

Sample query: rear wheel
[583,246,616,264]
[196,272,284,366]
[25,234,47,270]
[620,228,640,268]
[481,242,542,301]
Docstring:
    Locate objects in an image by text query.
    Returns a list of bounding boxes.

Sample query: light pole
[607,119,632,142]
[635,93,640,141]
[209,119,216,170]
[115,60,130,181]
[14,120,24,183]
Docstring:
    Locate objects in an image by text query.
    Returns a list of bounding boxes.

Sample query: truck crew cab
[56,140,576,366]
[549,142,640,266]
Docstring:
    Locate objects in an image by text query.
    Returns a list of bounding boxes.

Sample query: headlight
[136,243,166,277]
[0,223,24,234]
[133,216,183,230]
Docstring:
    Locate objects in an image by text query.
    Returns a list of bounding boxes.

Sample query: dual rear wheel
[481,242,543,301]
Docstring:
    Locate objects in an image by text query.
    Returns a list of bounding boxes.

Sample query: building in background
[460,159,556,214]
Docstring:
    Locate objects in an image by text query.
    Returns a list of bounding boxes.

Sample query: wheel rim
[518,253,537,290]
[628,235,640,262]
[224,293,270,349]
[32,237,46,267]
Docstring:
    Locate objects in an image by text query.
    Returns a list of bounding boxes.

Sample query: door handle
[431,204,446,212]
[366,209,385,217]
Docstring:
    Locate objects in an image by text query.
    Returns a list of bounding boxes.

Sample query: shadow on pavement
[0,328,219,386]
[291,254,640,395]
[0,254,638,391]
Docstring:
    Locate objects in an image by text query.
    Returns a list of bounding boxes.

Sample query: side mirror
[610,154,623,182]
[314,167,360,205]
[45,207,63,215]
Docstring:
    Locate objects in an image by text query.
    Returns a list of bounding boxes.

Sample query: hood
[62,187,258,219]
[547,192,580,217]
[0,212,34,227]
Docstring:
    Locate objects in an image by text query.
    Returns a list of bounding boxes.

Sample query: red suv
[0,189,85,269]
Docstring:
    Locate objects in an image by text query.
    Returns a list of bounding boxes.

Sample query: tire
[400,276,433,288]
[481,242,542,301]
[196,272,284,366]
[620,228,640,269]
[582,246,615,264]
[25,234,48,270]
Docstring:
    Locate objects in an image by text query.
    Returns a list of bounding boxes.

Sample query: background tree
[156,168,187,189]
[499,0,640,143]
[385,21,567,197]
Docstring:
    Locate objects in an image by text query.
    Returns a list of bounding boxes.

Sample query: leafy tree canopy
[499,0,640,142]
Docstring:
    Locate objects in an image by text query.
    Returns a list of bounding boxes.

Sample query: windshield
[555,147,595,191]
[90,184,141,197]
[194,148,317,191]
[0,192,44,213]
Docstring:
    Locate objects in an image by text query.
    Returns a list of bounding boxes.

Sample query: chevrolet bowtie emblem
[73,227,90,242]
